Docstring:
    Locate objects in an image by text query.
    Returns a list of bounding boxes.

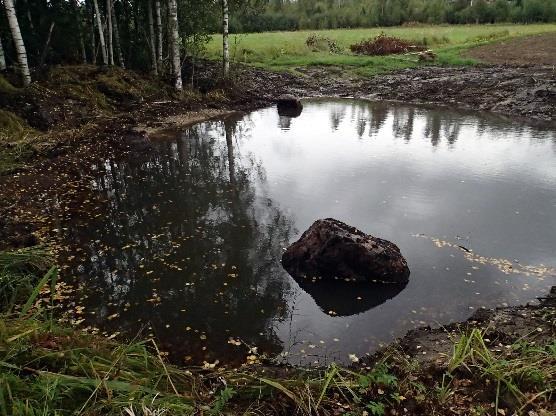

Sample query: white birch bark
[92,0,108,65]
[168,0,182,90]
[147,0,158,75]
[155,0,163,72]
[3,0,31,86]
[222,0,230,77]
[0,34,6,71]
[106,0,114,65]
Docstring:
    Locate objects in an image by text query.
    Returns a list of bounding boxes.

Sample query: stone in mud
[276,94,303,113]
[282,218,410,284]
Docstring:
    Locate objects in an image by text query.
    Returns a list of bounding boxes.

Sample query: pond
[57,99,556,366]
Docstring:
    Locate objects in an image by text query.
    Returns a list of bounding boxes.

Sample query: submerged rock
[282,218,410,284]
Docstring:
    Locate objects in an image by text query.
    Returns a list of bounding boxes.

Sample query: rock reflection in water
[294,278,407,316]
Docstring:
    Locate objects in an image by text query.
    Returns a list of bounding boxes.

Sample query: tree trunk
[0,34,6,71]
[39,21,55,67]
[71,0,87,63]
[92,0,108,65]
[106,0,114,65]
[147,0,158,75]
[111,0,125,68]
[3,0,31,86]
[154,0,163,72]
[168,0,182,90]
[222,0,230,78]
[88,0,97,64]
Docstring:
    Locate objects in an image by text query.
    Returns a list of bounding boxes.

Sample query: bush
[306,34,342,53]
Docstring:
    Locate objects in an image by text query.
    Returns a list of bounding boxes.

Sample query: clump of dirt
[350,34,425,56]
[306,34,342,53]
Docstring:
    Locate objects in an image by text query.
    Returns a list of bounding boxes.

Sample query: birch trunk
[111,0,125,68]
[92,0,108,65]
[3,0,31,86]
[222,0,230,78]
[0,34,6,71]
[106,0,114,65]
[147,0,158,75]
[168,0,182,90]
[154,0,163,72]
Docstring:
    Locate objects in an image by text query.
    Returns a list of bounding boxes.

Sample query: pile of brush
[350,34,425,56]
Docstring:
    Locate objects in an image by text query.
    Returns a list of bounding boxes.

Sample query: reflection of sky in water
[59,99,555,366]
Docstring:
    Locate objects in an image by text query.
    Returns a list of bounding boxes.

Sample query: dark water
[58,99,556,366]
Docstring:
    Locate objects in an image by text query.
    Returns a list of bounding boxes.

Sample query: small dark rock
[282,218,410,284]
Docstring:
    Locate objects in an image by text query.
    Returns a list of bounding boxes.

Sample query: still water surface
[60,99,556,365]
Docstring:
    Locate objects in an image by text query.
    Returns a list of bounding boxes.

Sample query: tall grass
[0,247,51,312]
[449,328,555,414]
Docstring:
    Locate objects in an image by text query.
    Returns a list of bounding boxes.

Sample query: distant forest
[231,0,556,32]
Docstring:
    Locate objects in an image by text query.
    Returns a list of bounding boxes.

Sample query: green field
[206,24,556,76]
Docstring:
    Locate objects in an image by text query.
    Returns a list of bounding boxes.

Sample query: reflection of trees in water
[330,106,346,131]
[64,117,295,364]
[340,100,556,149]
[392,107,415,142]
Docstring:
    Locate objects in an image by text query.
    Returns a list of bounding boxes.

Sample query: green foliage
[209,387,236,415]
[231,0,556,32]
[366,401,385,416]
[0,248,51,312]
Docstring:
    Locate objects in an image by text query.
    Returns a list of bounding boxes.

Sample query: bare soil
[466,32,556,66]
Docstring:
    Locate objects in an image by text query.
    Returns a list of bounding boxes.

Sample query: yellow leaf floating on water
[228,338,242,346]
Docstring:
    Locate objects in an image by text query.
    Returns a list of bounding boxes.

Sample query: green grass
[206,23,556,75]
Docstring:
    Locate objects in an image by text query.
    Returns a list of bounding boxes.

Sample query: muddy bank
[356,65,556,123]
[395,287,556,371]
[356,287,556,415]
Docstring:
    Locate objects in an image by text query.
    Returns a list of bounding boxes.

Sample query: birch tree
[154,0,163,72]
[168,0,182,90]
[106,0,114,65]
[3,0,31,86]
[0,34,6,71]
[222,0,230,77]
[147,0,158,75]
[92,0,108,65]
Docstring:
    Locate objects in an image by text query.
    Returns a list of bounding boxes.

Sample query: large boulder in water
[282,218,410,284]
